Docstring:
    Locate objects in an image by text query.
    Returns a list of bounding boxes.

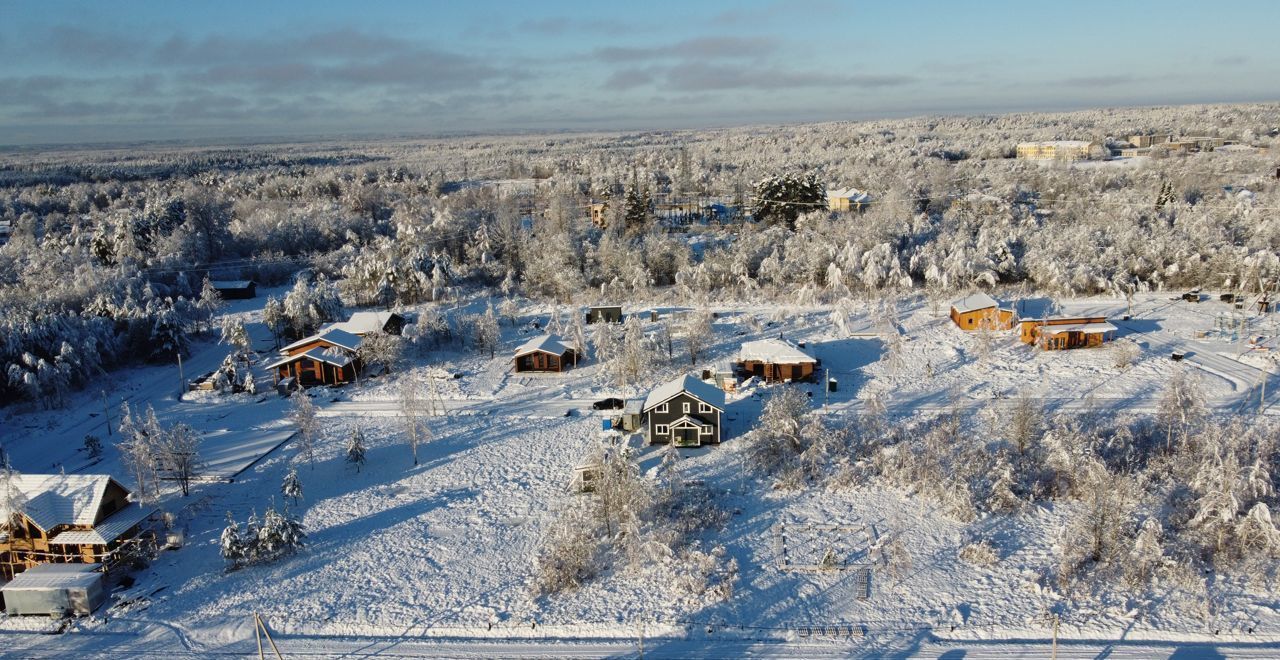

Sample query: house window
[655,424,669,436]
[699,402,712,414]
[657,403,668,413]
[683,402,691,414]
[700,426,712,436]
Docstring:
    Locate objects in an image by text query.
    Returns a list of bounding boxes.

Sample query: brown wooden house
[950,293,1015,331]
[514,334,577,373]
[1,474,155,580]
[268,327,363,387]
[737,339,817,383]
[1018,317,1117,350]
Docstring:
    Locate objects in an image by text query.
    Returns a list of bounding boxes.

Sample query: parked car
[592,397,625,410]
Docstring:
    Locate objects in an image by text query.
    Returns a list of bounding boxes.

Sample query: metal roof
[327,311,402,336]
[279,327,363,355]
[266,346,354,370]
[2,474,126,532]
[49,503,156,546]
[1039,322,1117,335]
[2,563,102,591]
[643,374,726,413]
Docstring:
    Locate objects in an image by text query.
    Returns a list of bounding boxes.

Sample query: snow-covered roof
[623,399,645,415]
[514,334,574,358]
[643,374,726,413]
[738,339,816,365]
[280,327,363,355]
[1039,322,1117,336]
[1,563,102,591]
[209,280,253,289]
[2,474,127,532]
[950,292,1001,314]
[328,311,402,336]
[587,304,622,310]
[266,346,354,370]
[827,187,873,203]
[50,503,155,546]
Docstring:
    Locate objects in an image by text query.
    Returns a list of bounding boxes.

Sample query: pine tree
[197,277,225,333]
[83,434,104,460]
[262,295,285,346]
[281,468,303,506]
[346,426,367,473]
[220,511,246,568]
[289,394,319,467]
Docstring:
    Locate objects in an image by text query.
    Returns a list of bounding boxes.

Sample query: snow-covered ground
[4,291,1280,656]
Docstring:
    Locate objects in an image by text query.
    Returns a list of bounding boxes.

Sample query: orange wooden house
[1,474,155,580]
[268,327,362,387]
[1018,317,1117,350]
[950,293,1015,331]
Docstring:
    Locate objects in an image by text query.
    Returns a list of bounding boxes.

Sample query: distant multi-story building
[1015,141,1097,161]
[1128,134,1172,148]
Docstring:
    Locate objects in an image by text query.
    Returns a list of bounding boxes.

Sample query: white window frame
[699,402,712,414]
[683,402,691,414]
[655,424,669,436]
[657,403,668,413]
[699,425,712,436]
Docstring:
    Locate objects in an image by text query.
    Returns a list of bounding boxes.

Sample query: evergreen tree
[346,426,367,472]
[220,511,246,568]
[281,468,303,506]
[83,434,104,460]
[751,173,825,230]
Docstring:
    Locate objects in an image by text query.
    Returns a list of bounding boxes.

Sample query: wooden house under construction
[950,293,1015,331]
[513,334,578,372]
[0,474,155,580]
[1018,317,1117,350]
[737,339,817,383]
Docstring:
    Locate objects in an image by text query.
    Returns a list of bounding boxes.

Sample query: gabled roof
[643,374,726,413]
[49,502,156,545]
[827,187,873,203]
[266,346,354,370]
[328,311,403,336]
[514,334,574,358]
[739,339,817,365]
[666,414,713,428]
[2,474,128,532]
[950,292,1001,314]
[279,327,363,355]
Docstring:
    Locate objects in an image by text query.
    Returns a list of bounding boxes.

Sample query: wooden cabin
[1018,317,1117,350]
[586,305,623,324]
[514,334,578,373]
[210,280,256,300]
[643,374,725,447]
[268,327,363,387]
[737,339,817,383]
[1,474,155,580]
[950,293,1015,331]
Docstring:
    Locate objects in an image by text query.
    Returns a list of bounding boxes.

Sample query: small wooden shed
[737,339,817,383]
[1018,317,1117,350]
[586,305,623,324]
[210,280,257,300]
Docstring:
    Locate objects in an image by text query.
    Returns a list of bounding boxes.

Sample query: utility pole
[1051,614,1059,660]
[101,390,112,437]
[176,351,185,399]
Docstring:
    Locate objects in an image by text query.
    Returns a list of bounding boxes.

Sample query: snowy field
[4,290,1280,657]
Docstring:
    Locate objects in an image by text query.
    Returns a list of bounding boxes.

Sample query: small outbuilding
[209,280,256,300]
[585,305,623,324]
[1018,317,1117,350]
[514,334,578,373]
[619,399,645,432]
[950,293,1015,331]
[1,563,106,617]
[737,339,817,383]
[328,311,406,336]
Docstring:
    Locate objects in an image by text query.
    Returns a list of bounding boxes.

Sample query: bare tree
[399,377,431,465]
[289,393,320,467]
[683,310,713,366]
[160,422,202,497]
[1157,368,1206,450]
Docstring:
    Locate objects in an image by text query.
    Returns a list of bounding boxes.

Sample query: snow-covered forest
[4,102,1278,409]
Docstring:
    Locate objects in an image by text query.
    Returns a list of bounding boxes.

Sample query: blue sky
[2,0,1278,145]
